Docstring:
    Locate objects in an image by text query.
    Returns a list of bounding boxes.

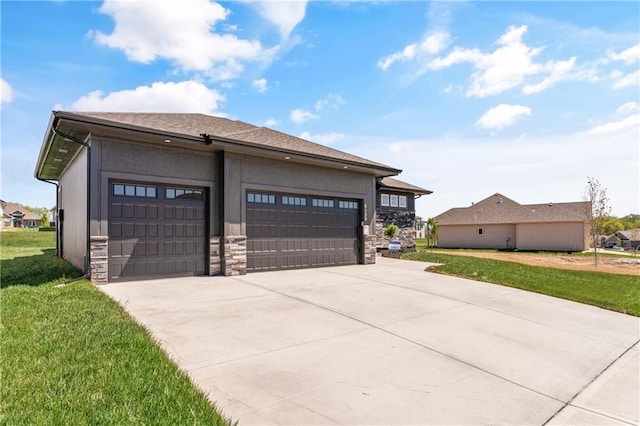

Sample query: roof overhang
[35,111,401,180]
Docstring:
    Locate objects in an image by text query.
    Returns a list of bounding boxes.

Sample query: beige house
[1,200,42,228]
[434,193,590,251]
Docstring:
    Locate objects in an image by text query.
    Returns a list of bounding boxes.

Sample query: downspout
[50,126,92,275]
[34,178,59,255]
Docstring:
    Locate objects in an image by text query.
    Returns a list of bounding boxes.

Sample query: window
[399,196,407,208]
[247,192,276,204]
[166,187,203,200]
[113,183,157,198]
[282,196,307,206]
[312,198,334,208]
[339,200,358,209]
[381,194,389,206]
[478,228,484,235]
[390,195,399,207]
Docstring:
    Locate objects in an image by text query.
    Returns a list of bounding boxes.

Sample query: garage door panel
[247,193,359,272]
[109,182,206,282]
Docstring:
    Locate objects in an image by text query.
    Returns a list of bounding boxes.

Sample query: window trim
[399,195,407,208]
[390,194,399,207]
[381,194,390,207]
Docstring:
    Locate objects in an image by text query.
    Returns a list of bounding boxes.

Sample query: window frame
[381,194,390,207]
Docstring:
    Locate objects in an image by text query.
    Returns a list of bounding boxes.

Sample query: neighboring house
[616,228,640,249]
[434,193,590,251]
[0,200,42,228]
[375,177,432,249]
[34,111,405,283]
[415,216,426,239]
[601,234,620,248]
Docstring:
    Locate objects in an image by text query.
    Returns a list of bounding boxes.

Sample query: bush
[383,224,398,239]
[38,227,56,232]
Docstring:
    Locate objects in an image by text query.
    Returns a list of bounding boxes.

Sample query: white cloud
[299,131,344,145]
[70,80,224,114]
[252,78,268,94]
[263,118,279,127]
[92,0,275,80]
[1,78,13,103]
[612,69,640,89]
[378,31,450,70]
[582,113,640,136]
[476,104,532,130]
[608,43,640,64]
[522,57,576,94]
[315,93,345,111]
[251,1,307,40]
[617,101,639,115]
[290,108,319,124]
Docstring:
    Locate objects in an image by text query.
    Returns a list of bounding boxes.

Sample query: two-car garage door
[246,191,361,271]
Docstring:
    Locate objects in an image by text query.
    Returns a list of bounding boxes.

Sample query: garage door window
[166,187,203,200]
[248,192,276,204]
[312,198,334,208]
[282,196,307,206]
[113,183,157,198]
[339,200,358,209]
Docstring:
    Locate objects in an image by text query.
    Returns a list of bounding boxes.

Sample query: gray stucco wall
[59,148,88,271]
[225,153,376,236]
[516,222,588,251]
[97,138,217,235]
[438,224,517,249]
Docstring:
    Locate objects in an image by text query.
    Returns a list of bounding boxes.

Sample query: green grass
[403,251,640,317]
[1,230,231,425]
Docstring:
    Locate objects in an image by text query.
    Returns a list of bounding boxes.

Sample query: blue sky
[1,1,638,218]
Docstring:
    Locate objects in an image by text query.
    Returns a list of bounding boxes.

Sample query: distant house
[375,177,432,249]
[434,193,590,251]
[616,228,640,249]
[0,200,42,228]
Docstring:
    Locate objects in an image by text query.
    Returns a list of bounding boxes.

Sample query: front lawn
[403,251,640,317]
[1,230,230,425]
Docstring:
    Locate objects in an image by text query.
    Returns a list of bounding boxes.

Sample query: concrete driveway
[101,257,639,425]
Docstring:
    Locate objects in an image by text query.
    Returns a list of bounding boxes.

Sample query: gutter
[48,123,92,274]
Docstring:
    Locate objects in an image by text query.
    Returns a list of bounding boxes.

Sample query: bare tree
[583,177,611,266]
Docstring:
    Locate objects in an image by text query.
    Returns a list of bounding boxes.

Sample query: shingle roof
[378,177,432,195]
[434,193,590,225]
[53,112,398,172]
[617,228,640,240]
[2,202,41,220]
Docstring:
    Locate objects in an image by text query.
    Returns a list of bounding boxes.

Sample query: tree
[426,217,438,249]
[583,177,611,267]
[601,216,624,235]
[40,211,50,228]
[620,214,640,230]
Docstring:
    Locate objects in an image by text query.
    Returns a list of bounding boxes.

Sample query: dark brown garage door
[246,192,360,271]
[108,181,206,282]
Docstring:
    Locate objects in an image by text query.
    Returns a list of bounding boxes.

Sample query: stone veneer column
[89,236,108,284]
[223,235,247,276]
[209,236,222,276]
[364,235,377,264]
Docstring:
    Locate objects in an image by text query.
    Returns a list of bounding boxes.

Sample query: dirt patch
[427,250,640,276]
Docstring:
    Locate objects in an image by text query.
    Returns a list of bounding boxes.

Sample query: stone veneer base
[89,236,108,285]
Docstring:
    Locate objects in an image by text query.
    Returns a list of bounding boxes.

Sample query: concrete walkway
[101,257,639,425]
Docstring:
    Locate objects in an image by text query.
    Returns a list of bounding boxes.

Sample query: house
[34,111,406,283]
[0,200,42,228]
[375,177,432,249]
[434,193,590,251]
[615,228,640,249]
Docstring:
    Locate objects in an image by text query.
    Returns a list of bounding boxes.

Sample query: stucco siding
[100,139,215,182]
[59,148,88,271]
[438,224,516,249]
[517,222,587,251]
[228,153,375,234]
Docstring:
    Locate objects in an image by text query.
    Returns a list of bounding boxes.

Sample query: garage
[246,191,361,271]
[108,181,207,281]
